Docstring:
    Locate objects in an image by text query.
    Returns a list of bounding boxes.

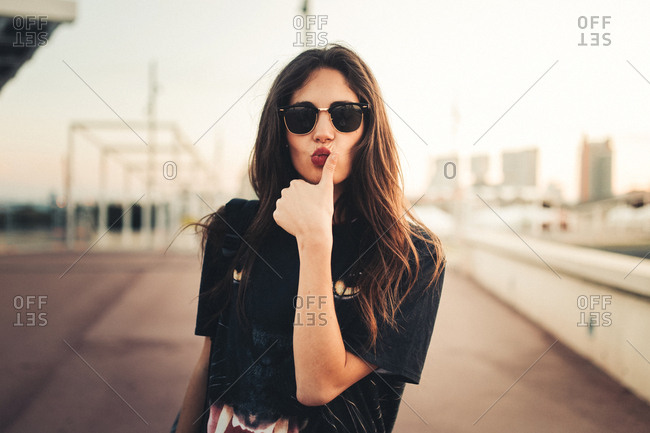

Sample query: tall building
[579,137,613,202]
[426,154,458,198]
[471,154,489,186]
[502,148,538,187]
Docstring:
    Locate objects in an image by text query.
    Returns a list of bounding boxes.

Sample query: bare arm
[293,237,376,406]
[274,154,376,407]
[176,336,211,433]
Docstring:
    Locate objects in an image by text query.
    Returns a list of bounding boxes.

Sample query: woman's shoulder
[407,220,446,282]
[219,198,260,237]
[224,197,260,217]
[204,198,260,242]
[407,221,441,256]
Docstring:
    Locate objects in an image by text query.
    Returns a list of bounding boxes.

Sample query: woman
[176,43,446,433]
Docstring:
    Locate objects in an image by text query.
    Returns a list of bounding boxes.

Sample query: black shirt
[195,198,445,433]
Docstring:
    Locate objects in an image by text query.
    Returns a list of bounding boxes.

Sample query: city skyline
[1,0,649,205]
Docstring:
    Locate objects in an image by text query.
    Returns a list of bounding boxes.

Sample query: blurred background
[1,0,649,432]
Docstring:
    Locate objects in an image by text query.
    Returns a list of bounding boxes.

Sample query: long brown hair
[194,43,445,348]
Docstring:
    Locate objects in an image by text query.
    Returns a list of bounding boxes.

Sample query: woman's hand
[273,153,338,243]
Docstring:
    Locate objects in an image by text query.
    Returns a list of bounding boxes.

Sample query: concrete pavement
[1,250,649,432]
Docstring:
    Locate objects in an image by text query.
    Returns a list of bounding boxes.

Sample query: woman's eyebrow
[292,100,357,106]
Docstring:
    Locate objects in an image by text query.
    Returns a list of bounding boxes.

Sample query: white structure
[64,120,223,251]
[502,147,538,187]
[461,227,650,404]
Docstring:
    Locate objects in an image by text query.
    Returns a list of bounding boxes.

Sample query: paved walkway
[1,250,649,432]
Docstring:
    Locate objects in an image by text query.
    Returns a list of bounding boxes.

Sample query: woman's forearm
[176,337,211,433]
[293,235,348,405]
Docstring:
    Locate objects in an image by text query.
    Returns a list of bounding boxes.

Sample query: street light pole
[144,60,158,248]
[65,124,75,249]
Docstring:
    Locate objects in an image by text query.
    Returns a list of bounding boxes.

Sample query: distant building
[471,154,489,186]
[579,136,613,202]
[430,155,458,187]
[426,154,458,199]
[502,148,538,187]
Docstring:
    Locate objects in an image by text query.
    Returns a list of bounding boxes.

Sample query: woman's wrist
[296,230,333,253]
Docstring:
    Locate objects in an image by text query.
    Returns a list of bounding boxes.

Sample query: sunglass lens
[331,104,363,133]
[284,107,316,134]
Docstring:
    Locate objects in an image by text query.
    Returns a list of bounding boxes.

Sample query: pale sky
[1,0,649,204]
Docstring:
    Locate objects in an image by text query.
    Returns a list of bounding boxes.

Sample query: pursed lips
[310,147,331,167]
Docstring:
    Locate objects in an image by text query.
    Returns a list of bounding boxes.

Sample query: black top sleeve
[194,211,227,337]
[194,198,260,337]
[194,227,223,337]
[343,239,446,385]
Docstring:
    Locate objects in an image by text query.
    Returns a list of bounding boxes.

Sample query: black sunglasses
[278,102,370,135]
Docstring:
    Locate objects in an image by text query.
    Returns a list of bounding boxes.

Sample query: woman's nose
[312,111,335,142]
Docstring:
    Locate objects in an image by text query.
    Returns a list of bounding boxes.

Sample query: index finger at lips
[318,153,337,187]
